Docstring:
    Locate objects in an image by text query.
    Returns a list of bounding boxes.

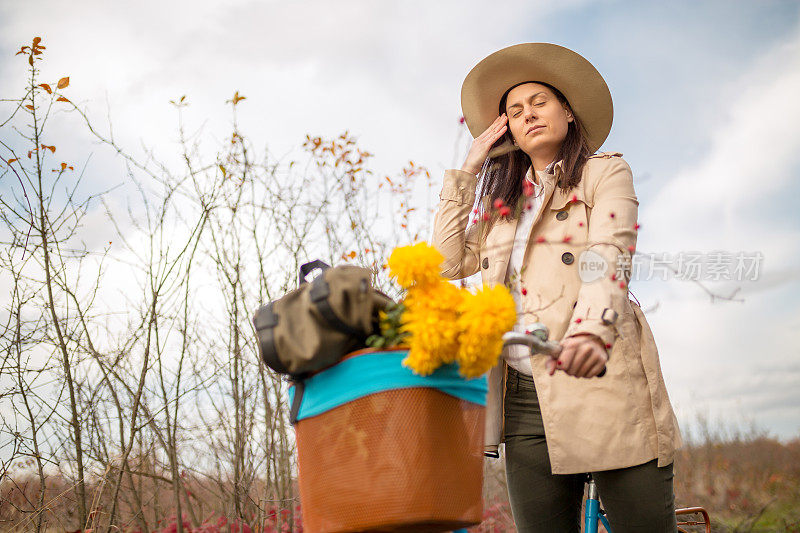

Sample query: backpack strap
[253,302,289,374]
[289,377,305,425]
[309,273,367,340]
[299,259,330,285]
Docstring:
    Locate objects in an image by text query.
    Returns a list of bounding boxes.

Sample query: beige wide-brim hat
[461,42,613,155]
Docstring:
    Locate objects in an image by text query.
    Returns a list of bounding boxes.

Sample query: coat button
[482,257,489,269]
[556,210,568,221]
[561,252,574,265]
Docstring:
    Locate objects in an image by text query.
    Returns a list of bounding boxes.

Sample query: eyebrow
[507,92,547,110]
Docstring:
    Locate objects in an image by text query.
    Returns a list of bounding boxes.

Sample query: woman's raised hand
[460,113,509,175]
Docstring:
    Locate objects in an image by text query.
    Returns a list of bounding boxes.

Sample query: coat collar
[487,153,621,279]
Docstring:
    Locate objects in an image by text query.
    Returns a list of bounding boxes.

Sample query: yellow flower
[402,347,442,376]
[400,281,463,375]
[387,242,444,289]
[384,243,517,378]
[455,284,517,378]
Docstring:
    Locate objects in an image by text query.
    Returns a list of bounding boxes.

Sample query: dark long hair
[477,81,593,236]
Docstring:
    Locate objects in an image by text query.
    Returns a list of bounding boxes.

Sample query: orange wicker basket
[292,348,487,533]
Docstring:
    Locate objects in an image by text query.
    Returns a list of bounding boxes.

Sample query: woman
[431,43,683,532]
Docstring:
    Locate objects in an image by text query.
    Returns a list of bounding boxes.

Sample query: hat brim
[461,43,613,154]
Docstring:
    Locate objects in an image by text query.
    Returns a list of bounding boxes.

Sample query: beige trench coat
[431,152,682,474]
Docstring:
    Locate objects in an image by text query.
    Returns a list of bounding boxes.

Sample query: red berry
[575,318,582,324]
[556,360,562,367]
[472,217,478,224]
[482,213,490,221]
[521,288,527,296]
[578,221,584,227]
[563,235,572,243]
[605,343,612,349]
[473,208,478,214]
[536,236,546,243]
[627,245,635,253]
[493,198,504,209]
[523,181,535,197]
[526,202,533,210]
[570,194,578,203]
[634,223,641,230]
[499,205,511,217]
[619,281,626,289]
[611,273,617,280]
[459,116,465,124]
[609,212,616,218]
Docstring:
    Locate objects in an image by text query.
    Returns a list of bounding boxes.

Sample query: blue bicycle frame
[584,475,612,533]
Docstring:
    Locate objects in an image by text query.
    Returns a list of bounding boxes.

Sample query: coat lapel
[488,214,517,283]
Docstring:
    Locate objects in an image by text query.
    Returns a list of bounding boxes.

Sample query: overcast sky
[2,0,799,440]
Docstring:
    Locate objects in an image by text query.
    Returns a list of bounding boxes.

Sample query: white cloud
[2,0,799,440]
[636,24,800,439]
[641,23,800,257]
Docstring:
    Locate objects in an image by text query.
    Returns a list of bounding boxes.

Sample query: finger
[562,342,586,374]
[567,344,594,376]
[545,357,556,376]
[586,359,607,378]
[481,115,506,137]
[576,348,602,378]
[492,115,507,131]
[584,353,608,378]
[556,344,575,374]
[488,121,507,140]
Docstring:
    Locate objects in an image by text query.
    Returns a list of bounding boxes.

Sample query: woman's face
[505,82,573,162]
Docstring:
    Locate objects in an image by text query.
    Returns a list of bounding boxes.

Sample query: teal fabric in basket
[287,350,488,421]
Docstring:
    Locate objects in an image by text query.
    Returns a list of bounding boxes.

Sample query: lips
[526,125,545,135]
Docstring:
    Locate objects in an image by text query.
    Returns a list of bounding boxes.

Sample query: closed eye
[511,103,545,118]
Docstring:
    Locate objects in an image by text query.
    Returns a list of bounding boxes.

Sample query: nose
[524,105,538,122]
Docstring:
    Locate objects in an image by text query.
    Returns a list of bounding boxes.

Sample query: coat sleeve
[562,156,638,350]
[431,169,481,280]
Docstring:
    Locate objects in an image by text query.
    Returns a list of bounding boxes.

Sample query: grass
[2,428,798,531]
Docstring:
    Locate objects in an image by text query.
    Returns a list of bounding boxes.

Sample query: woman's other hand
[461,113,508,175]
[547,333,608,378]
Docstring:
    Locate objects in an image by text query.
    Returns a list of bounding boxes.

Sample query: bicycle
[495,325,712,533]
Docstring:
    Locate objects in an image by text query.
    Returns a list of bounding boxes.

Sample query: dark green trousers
[503,366,678,533]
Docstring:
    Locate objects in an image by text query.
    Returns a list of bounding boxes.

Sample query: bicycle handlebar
[501,324,606,378]
[502,331,562,357]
